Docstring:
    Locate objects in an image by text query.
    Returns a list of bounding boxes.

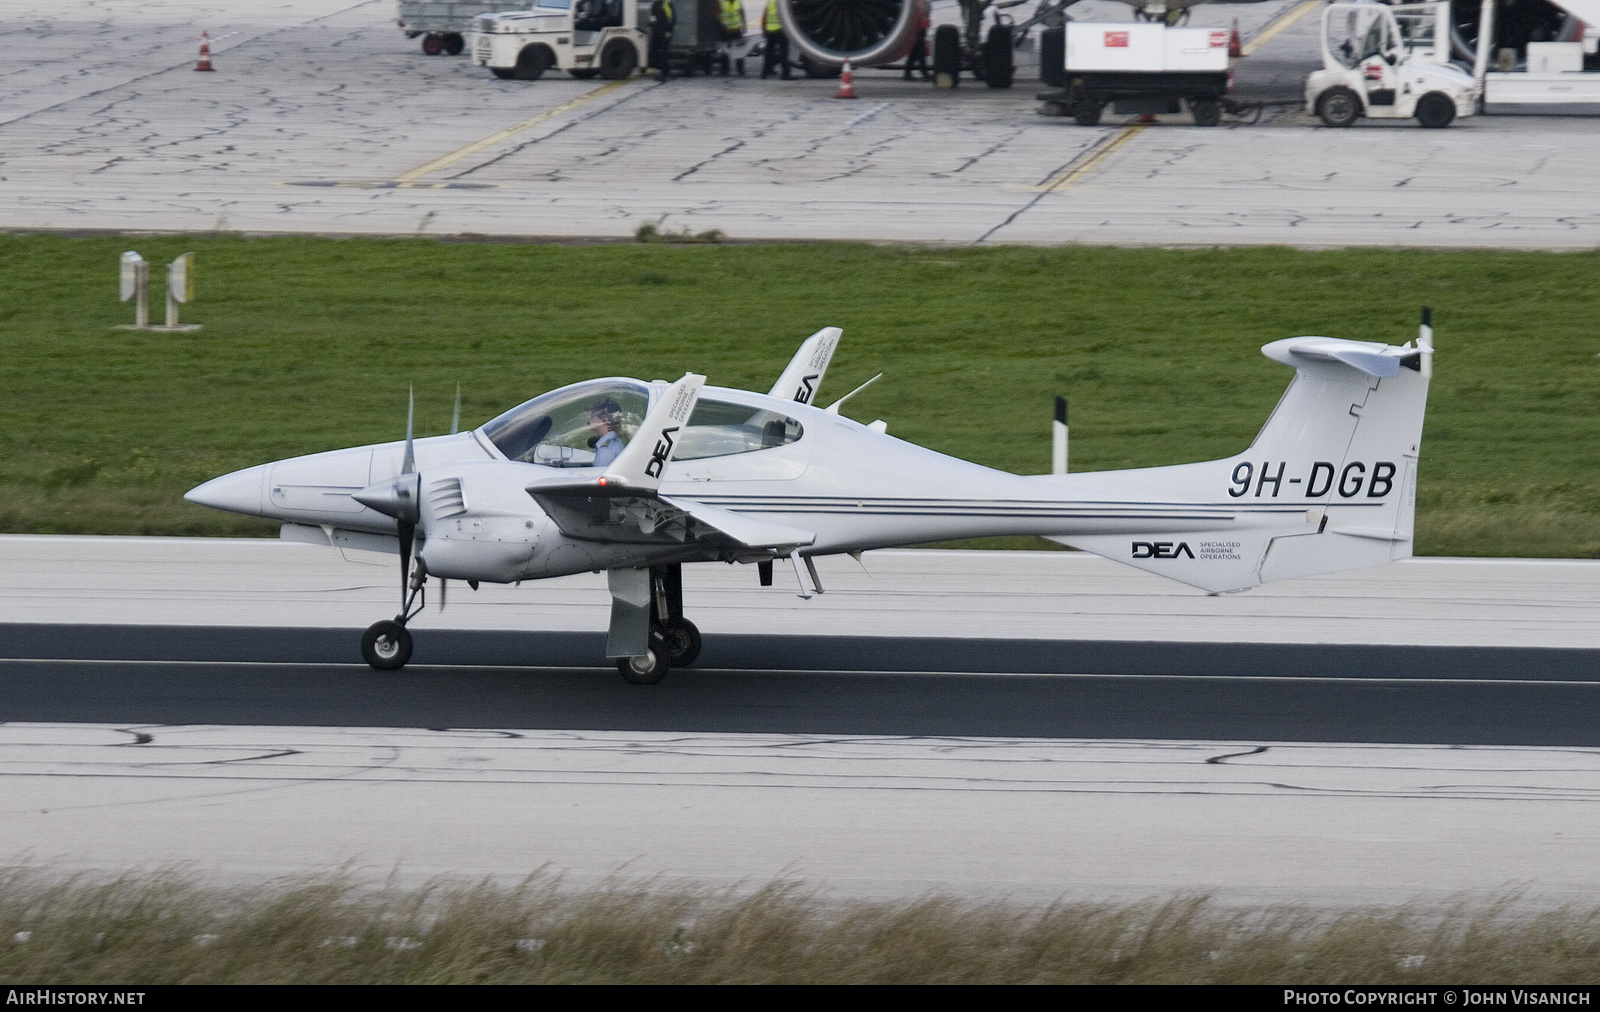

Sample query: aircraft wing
[527,480,814,553]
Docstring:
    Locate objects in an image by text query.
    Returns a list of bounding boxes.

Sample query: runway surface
[6,723,1600,905]
[3,537,1598,903]
[5,0,1599,247]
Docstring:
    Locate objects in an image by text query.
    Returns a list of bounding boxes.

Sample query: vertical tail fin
[769,327,841,406]
[1053,325,1432,592]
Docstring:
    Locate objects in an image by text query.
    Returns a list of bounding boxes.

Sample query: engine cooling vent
[427,477,467,519]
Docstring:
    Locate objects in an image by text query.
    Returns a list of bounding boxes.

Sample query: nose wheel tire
[656,618,702,668]
[362,620,413,670]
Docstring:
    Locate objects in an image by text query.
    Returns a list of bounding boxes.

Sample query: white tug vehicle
[473,0,648,80]
[1306,2,1477,128]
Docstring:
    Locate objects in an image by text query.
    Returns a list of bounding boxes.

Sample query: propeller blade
[402,385,416,475]
[438,577,447,611]
[450,383,462,435]
[398,520,414,612]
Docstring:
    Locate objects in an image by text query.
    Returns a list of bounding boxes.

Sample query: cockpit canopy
[481,379,803,468]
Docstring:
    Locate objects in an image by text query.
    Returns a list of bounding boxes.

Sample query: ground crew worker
[761,0,791,79]
[903,5,931,80]
[719,0,745,41]
[649,0,675,80]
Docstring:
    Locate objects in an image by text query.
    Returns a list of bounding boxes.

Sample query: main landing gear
[609,563,700,685]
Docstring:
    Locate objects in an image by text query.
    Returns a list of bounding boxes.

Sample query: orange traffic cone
[1228,18,1242,58]
[837,59,857,99]
[195,31,215,71]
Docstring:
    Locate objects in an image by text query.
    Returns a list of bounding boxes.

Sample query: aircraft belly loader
[1037,23,1233,126]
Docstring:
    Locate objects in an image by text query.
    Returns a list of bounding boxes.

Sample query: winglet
[601,372,704,493]
[769,327,841,407]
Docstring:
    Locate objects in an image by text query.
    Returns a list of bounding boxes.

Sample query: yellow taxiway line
[391,77,634,184]
[1040,124,1147,191]
[1242,0,1322,58]
[1038,1,1322,192]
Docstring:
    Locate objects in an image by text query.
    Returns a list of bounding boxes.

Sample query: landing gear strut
[609,563,700,685]
[362,554,426,670]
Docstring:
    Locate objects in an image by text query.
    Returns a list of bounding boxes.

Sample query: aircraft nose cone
[185,465,266,516]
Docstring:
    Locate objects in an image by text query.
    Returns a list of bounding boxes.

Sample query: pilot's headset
[588,398,624,446]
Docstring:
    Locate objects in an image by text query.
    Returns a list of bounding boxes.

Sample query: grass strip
[2,871,1598,985]
[1,234,1597,556]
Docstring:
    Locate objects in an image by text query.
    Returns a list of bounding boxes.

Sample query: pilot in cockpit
[588,398,625,468]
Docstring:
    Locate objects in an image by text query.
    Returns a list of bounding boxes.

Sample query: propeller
[352,387,422,616]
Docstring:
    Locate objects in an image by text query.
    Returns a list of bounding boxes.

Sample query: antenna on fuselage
[824,373,883,416]
[450,383,462,435]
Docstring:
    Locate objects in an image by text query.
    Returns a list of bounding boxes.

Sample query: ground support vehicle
[1035,22,1232,126]
[474,0,754,80]
[473,0,649,80]
[1306,2,1476,128]
[399,1,520,55]
[1470,0,1600,113]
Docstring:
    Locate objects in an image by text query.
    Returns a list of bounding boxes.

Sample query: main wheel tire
[656,618,702,668]
[1073,99,1104,126]
[1190,97,1222,127]
[617,639,671,685]
[422,34,444,56]
[1415,91,1455,128]
[514,44,553,80]
[598,39,637,79]
[983,24,1014,89]
[361,620,413,671]
[442,32,464,55]
[491,67,517,79]
[932,24,961,88]
[1316,86,1362,127]
[569,68,600,79]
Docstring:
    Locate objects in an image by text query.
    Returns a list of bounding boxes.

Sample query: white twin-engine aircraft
[187,315,1433,683]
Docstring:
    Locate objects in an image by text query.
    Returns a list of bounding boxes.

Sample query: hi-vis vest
[764,0,781,33]
[721,0,744,32]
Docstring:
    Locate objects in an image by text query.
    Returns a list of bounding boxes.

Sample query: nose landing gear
[362,553,427,671]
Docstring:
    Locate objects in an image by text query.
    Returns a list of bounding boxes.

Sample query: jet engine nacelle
[778,0,928,68]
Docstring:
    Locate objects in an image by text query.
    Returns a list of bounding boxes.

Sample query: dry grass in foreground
[2,872,1599,984]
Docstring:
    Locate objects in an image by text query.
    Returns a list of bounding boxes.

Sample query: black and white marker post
[1052,395,1068,475]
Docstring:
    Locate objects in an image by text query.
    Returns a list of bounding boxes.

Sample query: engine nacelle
[778,0,927,67]
[415,462,546,584]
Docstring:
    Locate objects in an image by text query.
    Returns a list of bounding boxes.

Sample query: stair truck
[1470,0,1600,112]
